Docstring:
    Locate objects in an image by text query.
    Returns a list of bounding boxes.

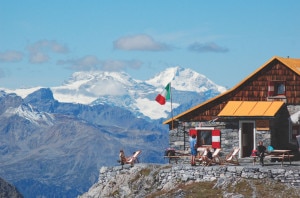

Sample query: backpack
[267,145,274,152]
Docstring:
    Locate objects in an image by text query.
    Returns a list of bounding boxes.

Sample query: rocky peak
[0,177,23,198]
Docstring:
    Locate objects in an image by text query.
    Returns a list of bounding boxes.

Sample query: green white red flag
[155,83,171,105]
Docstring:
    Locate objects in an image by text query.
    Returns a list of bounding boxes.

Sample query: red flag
[155,83,171,105]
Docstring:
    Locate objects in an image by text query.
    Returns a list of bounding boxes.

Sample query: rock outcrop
[0,177,23,198]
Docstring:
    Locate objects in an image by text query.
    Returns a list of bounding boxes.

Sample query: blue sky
[0,1,299,89]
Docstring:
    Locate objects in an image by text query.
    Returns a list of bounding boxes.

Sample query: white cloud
[188,42,229,53]
[28,40,69,54]
[100,59,142,71]
[58,56,143,72]
[29,52,49,63]
[114,34,169,51]
[57,55,100,70]
[49,42,69,53]
[0,50,23,62]
[27,40,69,64]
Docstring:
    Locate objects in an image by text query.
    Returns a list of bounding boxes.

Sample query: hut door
[240,122,255,157]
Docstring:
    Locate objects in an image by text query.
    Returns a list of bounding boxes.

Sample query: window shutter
[268,81,274,96]
[212,130,221,148]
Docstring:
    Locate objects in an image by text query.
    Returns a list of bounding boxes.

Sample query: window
[197,130,212,146]
[291,125,300,144]
[189,128,221,148]
[276,83,285,95]
[268,81,286,96]
[289,113,300,145]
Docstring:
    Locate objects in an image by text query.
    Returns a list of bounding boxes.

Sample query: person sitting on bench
[256,141,266,166]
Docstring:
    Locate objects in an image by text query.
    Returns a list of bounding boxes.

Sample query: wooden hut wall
[177,60,300,123]
[181,96,231,121]
[230,61,300,104]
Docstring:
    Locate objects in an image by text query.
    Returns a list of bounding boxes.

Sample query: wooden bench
[266,154,294,166]
[164,156,180,163]
[164,155,191,163]
[164,151,190,164]
[251,154,294,166]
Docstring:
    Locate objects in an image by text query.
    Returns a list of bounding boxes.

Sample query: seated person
[118,150,140,166]
[118,149,127,165]
[256,141,266,166]
[201,147,213,164]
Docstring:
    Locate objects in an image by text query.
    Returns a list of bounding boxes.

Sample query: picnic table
[251,149,294,166]
[267,149,293,166]
[164,150,190,164]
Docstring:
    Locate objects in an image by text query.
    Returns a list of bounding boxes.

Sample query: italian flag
[155,83,171,105]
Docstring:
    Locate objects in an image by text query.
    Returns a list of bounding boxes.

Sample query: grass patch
[146,178,300,198]
[146,182,223,198]
[140,168,151,176]
[226,179,253,197]
[130,168,151,184]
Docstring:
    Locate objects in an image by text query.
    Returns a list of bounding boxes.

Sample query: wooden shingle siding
[164,57,300,125]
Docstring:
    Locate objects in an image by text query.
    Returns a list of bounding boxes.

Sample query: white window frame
[239,120,256,158]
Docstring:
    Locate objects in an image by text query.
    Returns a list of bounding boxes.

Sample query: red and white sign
[212,130,221,148]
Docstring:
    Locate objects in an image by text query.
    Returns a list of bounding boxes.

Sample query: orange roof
[276,56,300,75]
[163,56,299,124]
[218,101,284,117]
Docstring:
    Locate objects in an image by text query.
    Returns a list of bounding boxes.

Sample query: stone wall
[158,164,300,189]
[287,105,300,116]
[220,128,239,155]
[87,163,300,197]
[256,130,271,147]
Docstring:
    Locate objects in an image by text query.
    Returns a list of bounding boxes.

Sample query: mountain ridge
[0,90,169,197]
[4,66,226,121]
[0,66,226,197]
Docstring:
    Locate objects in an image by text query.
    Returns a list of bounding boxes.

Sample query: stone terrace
[158,161,300,190]
[98,160,300,190]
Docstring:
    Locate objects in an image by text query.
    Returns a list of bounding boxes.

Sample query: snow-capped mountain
[4,103,55,126]
[6,66,226,120]
[0,67,226,197]
[146,67,226,93]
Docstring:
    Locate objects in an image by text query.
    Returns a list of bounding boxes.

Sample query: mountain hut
[163,56,300,160]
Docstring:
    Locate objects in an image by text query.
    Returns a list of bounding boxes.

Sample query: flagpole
[170,82,174,130]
